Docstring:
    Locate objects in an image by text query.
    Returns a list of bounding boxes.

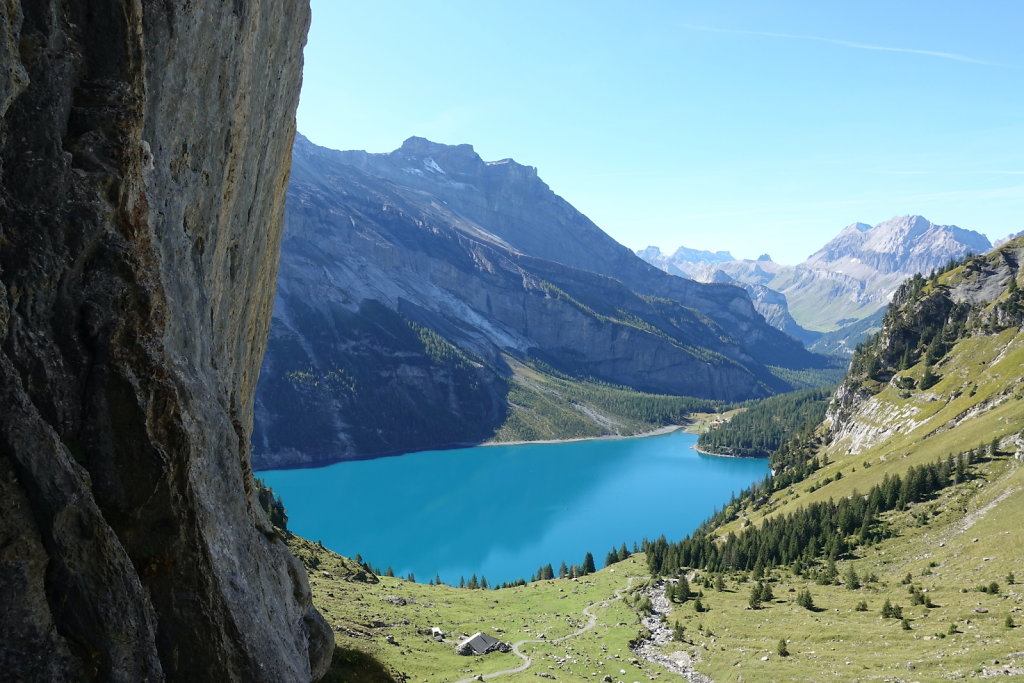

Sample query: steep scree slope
[0,3,330,681]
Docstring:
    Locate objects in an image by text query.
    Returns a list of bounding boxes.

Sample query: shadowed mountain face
[253,136,829,468]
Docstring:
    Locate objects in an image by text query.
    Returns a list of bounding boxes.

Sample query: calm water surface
[260,430,768,585]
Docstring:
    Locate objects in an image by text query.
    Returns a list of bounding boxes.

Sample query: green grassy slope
[287,534,656,683]
[290,240,1023,681]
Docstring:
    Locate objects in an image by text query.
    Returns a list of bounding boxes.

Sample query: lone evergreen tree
[748,584,763,610]
[582,552,596,575]
[920,365,939,390]
[559,561,568,579]
[845,565,860,590]
[677,576,690,602]
[777,638,790,657]
[672,621,686,642]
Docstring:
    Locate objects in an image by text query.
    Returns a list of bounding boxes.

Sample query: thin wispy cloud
[680,23,1011,68]
[871,170,1024,176]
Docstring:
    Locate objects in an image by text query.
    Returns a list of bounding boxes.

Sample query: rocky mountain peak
[636,246,664,260]
[398,135,476,158]
[806,215,991,276]
[384,136,539,183]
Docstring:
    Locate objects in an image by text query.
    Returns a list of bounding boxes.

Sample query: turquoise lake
[260,430,768,586]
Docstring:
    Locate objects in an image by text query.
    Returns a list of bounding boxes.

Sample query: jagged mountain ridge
[636,245,735,277]
[329,135,812,356]
[252,136,829,467]
[640,216,991,340]
[806,215,992,278]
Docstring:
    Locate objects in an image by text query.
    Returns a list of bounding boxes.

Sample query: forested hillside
[696,387,831,458]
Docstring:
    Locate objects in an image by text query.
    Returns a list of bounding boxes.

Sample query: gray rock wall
[0,2,330,681]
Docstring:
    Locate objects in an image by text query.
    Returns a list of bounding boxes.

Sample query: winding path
[453,577,636,683]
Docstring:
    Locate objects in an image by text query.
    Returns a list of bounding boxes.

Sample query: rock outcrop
[0,2,330,681]
[823,237,1024,450]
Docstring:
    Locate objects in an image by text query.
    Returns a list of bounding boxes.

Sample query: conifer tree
[559,561,568,579]
[582,552,596,575]
[920,364,939,390]
[748,584,762,610]
[777,638,789,657]
[844,565,860,590]
[677,575,690,602]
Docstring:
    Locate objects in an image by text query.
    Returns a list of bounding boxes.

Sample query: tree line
[645,444,995,576]
[696,387,831,458]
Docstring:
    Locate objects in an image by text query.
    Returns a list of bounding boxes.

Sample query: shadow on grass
[320,647,401,683]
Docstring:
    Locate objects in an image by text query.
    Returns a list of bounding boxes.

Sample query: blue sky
[298,1,1023,264]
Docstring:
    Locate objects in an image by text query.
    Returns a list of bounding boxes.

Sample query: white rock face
[639,215,992,334]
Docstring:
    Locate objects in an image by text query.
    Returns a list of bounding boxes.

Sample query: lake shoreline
[255,424,690,472]
[693,445,766,460]
[484,423,684,448]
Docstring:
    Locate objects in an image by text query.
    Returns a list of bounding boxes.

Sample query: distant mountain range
[639,216,994,351]
[252,136,832,467]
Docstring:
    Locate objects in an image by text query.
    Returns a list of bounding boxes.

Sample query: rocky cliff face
[0,3,330,681]
[823,237,1024,452]
[252,137,829,467]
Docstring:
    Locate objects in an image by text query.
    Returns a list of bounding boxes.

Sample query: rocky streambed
[631,580,712,683]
